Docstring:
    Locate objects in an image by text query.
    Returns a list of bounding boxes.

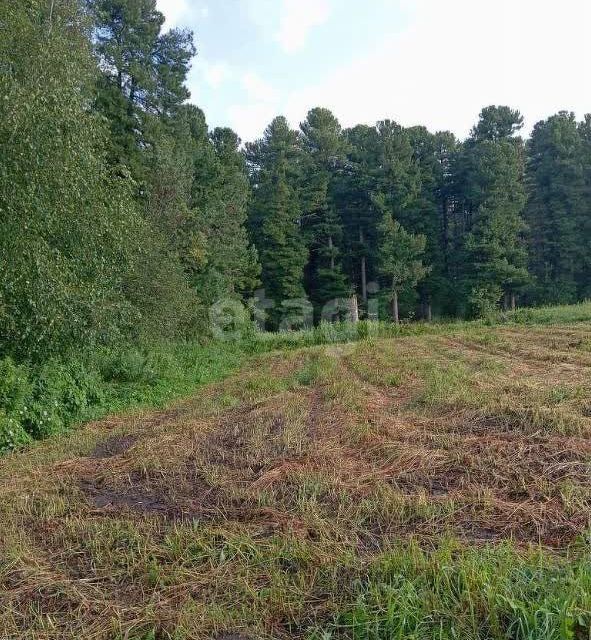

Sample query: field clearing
[2,320,591,639]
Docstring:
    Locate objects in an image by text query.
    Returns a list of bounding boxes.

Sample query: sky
[156,0,591,142]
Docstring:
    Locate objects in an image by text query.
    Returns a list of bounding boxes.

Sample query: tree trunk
[359,228,367,302]
[349,295,359,323]
[442,197,449,273]
[391,285,399,325]
[510,292,516,311]
[328,235,335,270]
[420,295,432,322]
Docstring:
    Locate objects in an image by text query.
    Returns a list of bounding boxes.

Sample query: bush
[0,410,31,453]
[0,357,31,416]
[22,360,100,438]
[98,349,156,384]
[468,284,503,319]
[24,402,65,439]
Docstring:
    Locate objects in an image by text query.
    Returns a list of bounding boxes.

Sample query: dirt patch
[91,434,138,459]
[78,464,234,521]
[203,397,310,473]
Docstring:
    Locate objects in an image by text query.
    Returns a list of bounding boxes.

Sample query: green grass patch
[313,541,591,640]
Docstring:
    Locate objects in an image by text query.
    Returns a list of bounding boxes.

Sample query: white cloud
[201,61,232,89]
[227,103,278,142]
[243,0,278,33]
[275,0,332,53]
[157,0,190,28]
[161,0,591,143]
[157,0,208,28]
[241,71,279,103]
[226,72,280,141]
[280,0,591,138]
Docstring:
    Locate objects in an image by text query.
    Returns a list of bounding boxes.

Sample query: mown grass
[3,301,591,455]
[2,304,591,638]
[503,300,591,326]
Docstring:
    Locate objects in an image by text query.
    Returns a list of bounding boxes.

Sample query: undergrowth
[2,300,591,454]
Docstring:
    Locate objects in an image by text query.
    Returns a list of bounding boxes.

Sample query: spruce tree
[336,125,382,308]
[376,200,429,324]
[197,127,261,302]
[406,127,458,318]
[578,114,591,297]
[246,117,308,328]
[455,107,529,316]
[525,112,587,304]
[300,108,350,317]
[145,106,260,310]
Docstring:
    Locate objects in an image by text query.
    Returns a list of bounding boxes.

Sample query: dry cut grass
[1,323,591,639]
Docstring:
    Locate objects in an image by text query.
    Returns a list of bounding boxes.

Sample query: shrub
[99,349,156,384]
[0,357,31,416]
[468,284,503,319]
[0,411,31,453]
[24,402,65,439]
[23,360,94,438]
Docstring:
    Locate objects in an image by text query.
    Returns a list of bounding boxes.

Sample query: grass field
[2,308,591,638]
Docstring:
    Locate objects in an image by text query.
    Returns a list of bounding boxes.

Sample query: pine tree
[455,107,529,316]
[525,112,586,304]
[406,127,458,319]
[88,0,195,175]
[376,120,421,218]
[578,114,591,297]
[376,200,429,324]
[246,117,308,328]
[300,108,350,317]
[471,105,524,143]
[336,125,382,307]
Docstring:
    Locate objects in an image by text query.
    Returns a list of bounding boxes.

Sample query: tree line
[1,0,590,362]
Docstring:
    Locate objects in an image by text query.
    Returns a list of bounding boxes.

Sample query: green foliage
[247,117,308,328]
[525,112,590,304]
[300,108,351,313]
[100,349,156,384]
[405,127,458,316]
[455,108,529,317]
[191,125,261,303]
[0,0,148,360]
[1,0,591,429]
[377,203,429,322]
[89,0,195,172]
[320,542,591,640]
[0,358,31,417]
[468,283,504,319]
[0,341,247,454]
[503,300,591,325]
[0,411,31,454]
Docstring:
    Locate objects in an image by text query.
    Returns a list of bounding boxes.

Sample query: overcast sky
[156,0,591,142]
